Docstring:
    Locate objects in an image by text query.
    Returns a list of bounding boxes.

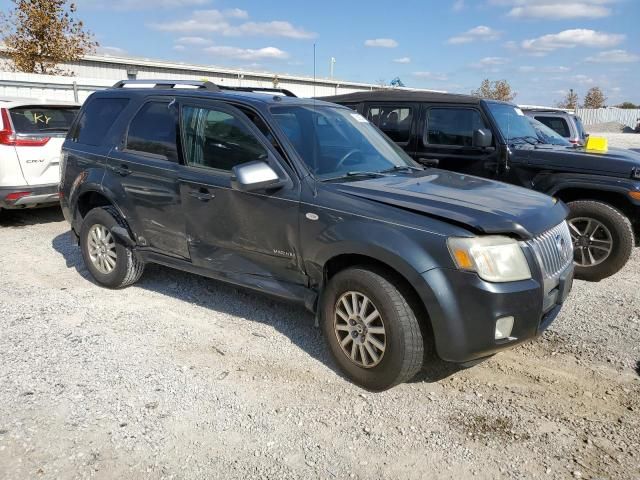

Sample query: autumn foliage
[471,79,516,102]
[0,0,97,75]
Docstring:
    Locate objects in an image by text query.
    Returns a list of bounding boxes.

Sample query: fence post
[72,81,79,103]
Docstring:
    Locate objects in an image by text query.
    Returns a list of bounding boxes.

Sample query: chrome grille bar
[528,221,573,279]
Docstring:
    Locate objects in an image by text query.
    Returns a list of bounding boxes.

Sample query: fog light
[495,316,514,340]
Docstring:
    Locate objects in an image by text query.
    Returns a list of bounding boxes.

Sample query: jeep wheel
[80,207,145,288]
[567,200,634,282]
[321,267,424,391]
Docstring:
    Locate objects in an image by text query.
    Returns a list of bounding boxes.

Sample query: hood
[333,170,568,239]
[513,144,640,177]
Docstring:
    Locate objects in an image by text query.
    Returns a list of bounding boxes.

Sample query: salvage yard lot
[0,208,638,480]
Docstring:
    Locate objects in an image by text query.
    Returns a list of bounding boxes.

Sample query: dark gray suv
[60,80,574,390]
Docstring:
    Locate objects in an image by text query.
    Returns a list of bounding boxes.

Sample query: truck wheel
[567,200,634,281]
[320,267,424,391]
[80,206,144,289]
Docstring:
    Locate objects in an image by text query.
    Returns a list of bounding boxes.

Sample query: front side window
[535,116,570,138]
[271,105,417,180]
[181,106,267,172]
[367,106,413,143]
[72,98,129,146]
[426,108,487,146]
[126,101,179,161]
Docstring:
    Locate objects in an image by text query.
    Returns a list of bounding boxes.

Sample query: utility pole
[329,57,336,79]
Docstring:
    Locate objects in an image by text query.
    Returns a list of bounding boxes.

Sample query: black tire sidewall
[80,208,131,288]
[568,201,633,281]
[321,268,419,391]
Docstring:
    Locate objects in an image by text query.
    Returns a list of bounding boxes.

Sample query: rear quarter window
[535,116,570,138]
[9,106,79,134]
[71,97,129,146]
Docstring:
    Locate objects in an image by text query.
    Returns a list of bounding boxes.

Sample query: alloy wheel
[88,224,117,274]
[568,217,613,267]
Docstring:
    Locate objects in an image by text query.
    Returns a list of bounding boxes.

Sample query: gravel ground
[587,132,640,150]
[0,208,639,480]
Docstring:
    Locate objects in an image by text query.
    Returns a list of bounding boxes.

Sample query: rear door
[9,105,79,185]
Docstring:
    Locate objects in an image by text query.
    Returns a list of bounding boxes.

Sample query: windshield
[527,118,572,146]
[9,106,79,134]
[486,103,539,145]
[270,105,418,180]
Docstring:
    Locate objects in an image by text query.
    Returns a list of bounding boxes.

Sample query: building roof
[318,89,482,105]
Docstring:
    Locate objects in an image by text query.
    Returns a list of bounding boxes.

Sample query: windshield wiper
[321,171,390,182]
[510,136,542,146]
[379,165,424,173]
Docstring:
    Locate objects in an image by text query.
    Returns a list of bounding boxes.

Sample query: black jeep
[322,90,640,281]
[60,81,573,390]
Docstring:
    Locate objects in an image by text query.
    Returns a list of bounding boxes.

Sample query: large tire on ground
[567,200,634,282]
[320,267,424,391]
[80,206,144,288]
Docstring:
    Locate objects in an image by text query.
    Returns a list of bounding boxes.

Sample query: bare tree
[583,87,607,109]
[0,0,97,75]
[471,79,516,102]
[556,89,579,109]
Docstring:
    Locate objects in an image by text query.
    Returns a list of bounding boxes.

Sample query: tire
[320,267,424,391]
[567,200,634,282]
[79,206,144,288]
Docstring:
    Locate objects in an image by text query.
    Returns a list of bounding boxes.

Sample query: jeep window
[486,103,540,145]
[9,106,78,134]
[181,106,267,172]
[126,101,179,161]
[71,98,129,146]
[366,106,413,143]
[426,108,488,147]
[535,116,570,138]
[271,105,416,180]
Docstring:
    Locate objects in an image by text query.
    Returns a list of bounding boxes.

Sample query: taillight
[0,108,50,146]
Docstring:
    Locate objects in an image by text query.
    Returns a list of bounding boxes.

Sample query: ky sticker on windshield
[351,113,369,123]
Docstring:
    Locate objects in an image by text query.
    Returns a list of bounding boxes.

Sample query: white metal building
[0,52,440,103]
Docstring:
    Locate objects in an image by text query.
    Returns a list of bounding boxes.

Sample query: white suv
[0,97,79,210]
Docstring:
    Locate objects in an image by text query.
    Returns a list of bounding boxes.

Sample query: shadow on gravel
[635,361,640,377]
[52,231,461,387]
[0,206,64,228]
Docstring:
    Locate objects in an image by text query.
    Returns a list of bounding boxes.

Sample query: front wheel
[320,267,424,391]
[567,200,634,281]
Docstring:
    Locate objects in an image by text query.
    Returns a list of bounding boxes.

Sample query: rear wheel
[567,200,633,281]
[321,267,424,391]
[80,207,144,288]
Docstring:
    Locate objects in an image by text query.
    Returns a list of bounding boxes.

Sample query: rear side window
[366,106,413,143]
[9,106,78,134]
[181,105,267,172]
[426,108,487,146]
[535,116,570,138]
[126,101,179,161]
[72,98,129,146]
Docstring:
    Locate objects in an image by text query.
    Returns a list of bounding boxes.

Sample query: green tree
[616,102,638,109]
[0,0,97,75]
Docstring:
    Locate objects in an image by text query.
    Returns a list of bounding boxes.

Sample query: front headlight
[447,236,531,283]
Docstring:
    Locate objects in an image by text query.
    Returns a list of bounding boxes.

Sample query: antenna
[313,43,316,98]
[330,57,336,79]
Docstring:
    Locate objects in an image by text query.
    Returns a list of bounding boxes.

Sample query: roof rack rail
[111,80,220,91]
[219,86,297,97]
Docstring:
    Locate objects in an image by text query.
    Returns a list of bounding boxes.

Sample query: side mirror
[231,161,284,192]
[473,128,493,148]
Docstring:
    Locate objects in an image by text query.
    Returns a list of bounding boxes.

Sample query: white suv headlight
[447,236,531,283]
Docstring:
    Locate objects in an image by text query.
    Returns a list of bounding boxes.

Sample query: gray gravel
[0,208,639,480]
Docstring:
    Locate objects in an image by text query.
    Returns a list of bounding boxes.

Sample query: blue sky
[3,0,639,105]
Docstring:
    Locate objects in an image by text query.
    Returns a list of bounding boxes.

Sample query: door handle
[189,188,215,201]
[419,158,439,167]
[111,163,131,176]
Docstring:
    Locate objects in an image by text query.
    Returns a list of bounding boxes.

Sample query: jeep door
[176,100,305,286]
[106,98,190,259]
[414,104,498,176]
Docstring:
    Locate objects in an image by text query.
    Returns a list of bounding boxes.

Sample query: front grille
[529,221,574,279]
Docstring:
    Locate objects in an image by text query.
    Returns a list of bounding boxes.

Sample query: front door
[177,100,305,286]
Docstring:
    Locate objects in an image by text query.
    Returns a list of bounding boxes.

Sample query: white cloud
[412,71,449,81]
[470,56,509,70]
[490,0,615,19]
[364,38,399,48]
[586,49,639,63]
[90,0,211,10]
[96,46,127,56]
[203,45,289,60]
[447,26,501,45]
[452,0,465,12]
[518,65,570,73]
[150,9,315,39]
[393,57,411,64]
[176,36,213,46]
[521,29,624,55]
